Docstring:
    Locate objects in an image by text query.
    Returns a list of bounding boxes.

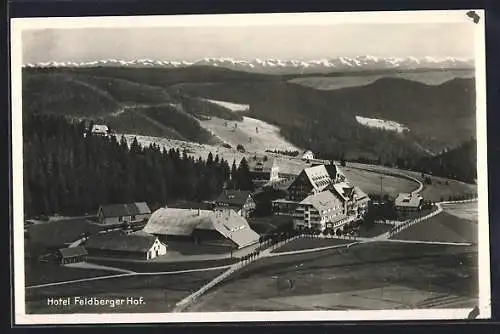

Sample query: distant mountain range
[23,56,474,75]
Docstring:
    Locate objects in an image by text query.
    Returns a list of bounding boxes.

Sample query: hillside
[173,77,476,154]
[22,72,119,116]
[22,69,246,144]
[412,139,477,183]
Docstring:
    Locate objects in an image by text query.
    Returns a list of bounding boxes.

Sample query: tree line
[22,113,254,218]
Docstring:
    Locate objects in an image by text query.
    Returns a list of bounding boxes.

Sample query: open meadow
[342,166,418,196]
[187,242,477,312]
[390,212,477,244]
[441,201,478,221]
[199,116,300,152]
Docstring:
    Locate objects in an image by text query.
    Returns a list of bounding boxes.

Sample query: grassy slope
[23,66,476,162]
[346,162,477,202]
[172,76,475,154]
[23,72,119,116]
[390,212,477,244]
[22,69,233,144]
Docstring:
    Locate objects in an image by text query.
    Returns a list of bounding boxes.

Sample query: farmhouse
[84,230,166,260]
[247,156,280,186]
[144,207,259,249]
[212,190,256,218]
[57,246,88,265]
[287,165,333,202]
[97,202,152,225]
[394,193,423,211]
[301,150,314,161]
[293,190,347,233]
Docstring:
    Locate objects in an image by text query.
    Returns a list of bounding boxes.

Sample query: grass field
[188,242,477,312]
[26,218,105,248]
[441,202,478,221]
[26,269,226,314]
[271,237,351,253]
[342,166,418,196]
[419,178,477,203]
[390,212,477,244]
[346,162,477,202]
[199,116,299,152]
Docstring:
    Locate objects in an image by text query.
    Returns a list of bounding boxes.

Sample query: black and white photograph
[11,10,490,324]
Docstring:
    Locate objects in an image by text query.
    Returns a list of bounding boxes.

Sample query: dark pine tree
[236,157,254,191]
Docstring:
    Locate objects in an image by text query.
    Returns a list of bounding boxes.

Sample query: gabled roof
[302,165,333,191]
[84,231,158,253]
[58,246,88,258]
[395,193,423,208]
[144,207,259,248]
[299,191,343,217]
[99,202,151,218]
[214,190,253,207]
[144,208,209,236]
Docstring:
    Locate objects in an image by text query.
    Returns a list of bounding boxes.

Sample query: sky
[22,23,475,63]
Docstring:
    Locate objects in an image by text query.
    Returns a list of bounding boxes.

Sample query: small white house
[145,235,168,260]
[302,150,314,161]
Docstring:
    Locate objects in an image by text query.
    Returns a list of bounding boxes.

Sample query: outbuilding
[97,202,152,225]
[84,230,166,260]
